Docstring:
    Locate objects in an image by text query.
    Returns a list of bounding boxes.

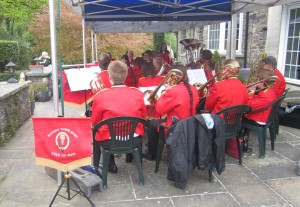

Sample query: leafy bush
[0,40,19,72]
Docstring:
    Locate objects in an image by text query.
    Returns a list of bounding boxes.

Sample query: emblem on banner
[55,132,70,152]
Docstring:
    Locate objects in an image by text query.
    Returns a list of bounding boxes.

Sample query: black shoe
[126,154,133,163]
[108,163,118,174]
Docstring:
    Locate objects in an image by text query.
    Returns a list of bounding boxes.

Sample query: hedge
[0,40,19,72]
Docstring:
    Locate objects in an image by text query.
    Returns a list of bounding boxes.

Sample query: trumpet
[90,76,106,94]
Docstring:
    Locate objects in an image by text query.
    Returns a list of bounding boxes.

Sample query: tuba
[179,38,205,65]
[90,76,106,94]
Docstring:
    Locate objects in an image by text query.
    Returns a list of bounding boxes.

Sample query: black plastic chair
[275,88,289,134]
[215,104,251,165]
[92,116,148,188]
[241,95,285,158]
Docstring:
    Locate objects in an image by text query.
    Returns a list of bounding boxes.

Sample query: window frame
[207,13,244,55]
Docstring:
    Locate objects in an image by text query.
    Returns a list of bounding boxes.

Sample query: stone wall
[0,82,31,145]
[177,9,268,68]
[247,9,268,69]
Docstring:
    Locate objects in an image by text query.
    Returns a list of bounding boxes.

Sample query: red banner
[32,117,92,171]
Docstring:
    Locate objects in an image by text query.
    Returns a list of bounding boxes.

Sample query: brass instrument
[247,75,278,94]
[193,64,238,98]
[144,69,184,105]
[90,76,106,94]
[179,38,205,65]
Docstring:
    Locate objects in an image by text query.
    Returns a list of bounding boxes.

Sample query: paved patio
[0,95,299,207]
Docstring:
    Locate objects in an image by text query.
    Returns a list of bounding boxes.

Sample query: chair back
[215,105,251,138]
[93,116,147,153]
[265,95,285,127]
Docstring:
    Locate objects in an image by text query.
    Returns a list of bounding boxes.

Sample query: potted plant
[31,82,50,102]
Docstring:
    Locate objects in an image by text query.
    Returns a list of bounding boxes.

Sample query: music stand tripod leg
[48,171,95,207]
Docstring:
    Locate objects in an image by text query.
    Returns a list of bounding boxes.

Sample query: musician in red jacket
[138,62,164,119]
[205,59,247,158]
[92,61,146,173]
[205,59,248,114]
[144,65,199,160]
[242,69,277,152]
[97,53,112,88]
[261,56,286,98]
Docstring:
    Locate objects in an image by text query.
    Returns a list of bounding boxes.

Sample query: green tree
[0,0,47,36]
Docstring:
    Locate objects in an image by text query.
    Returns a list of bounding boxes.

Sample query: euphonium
[90,76,106,94]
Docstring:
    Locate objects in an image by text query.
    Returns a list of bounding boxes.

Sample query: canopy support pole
[49,0,59,116]
[91,30,94,63]
[82,16,87,66]
[95,34,98,62]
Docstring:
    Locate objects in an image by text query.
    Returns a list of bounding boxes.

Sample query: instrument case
[45,167,104,197]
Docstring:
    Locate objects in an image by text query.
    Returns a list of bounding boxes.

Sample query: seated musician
[97,53,112,88]
[138,62,164,119]
[205,59,247,158]
[124,56,144,88]
[160,43,173,67]
[205,59,247,114]
[143,65,199,160]
[153,56,168,76]
[85,53,111,117]
[126,50,135,66]
[242,69,277,152]
[92,61,146,173]
[261,56,286,98]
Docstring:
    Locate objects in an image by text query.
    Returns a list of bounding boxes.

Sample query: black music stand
[49,171,95,207]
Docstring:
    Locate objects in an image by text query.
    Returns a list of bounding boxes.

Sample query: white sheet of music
[187,69,207,85]
[65,68,100,92]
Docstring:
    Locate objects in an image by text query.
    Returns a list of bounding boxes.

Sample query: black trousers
[147,119,165,156]
[93,136,142,168]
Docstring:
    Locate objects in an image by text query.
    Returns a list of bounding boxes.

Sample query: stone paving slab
[267,178,300,207]
[1,99,300,207]
[216,165,289,206]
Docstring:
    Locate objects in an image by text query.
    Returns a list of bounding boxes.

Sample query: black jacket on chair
[166,114,225,189]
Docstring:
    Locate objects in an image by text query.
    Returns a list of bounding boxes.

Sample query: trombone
[246,75,278,94]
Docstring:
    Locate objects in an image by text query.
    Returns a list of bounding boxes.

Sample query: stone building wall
[246,9,268,69]
[0,82,32,145]
[177,9,268,68]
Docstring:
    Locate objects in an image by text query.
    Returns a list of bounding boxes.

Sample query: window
[208,24,220,49]
[284,7,300,80]
[208,13,243,54]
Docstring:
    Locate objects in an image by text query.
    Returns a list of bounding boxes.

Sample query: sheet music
[187,69,207,85]
[65,68,100,92]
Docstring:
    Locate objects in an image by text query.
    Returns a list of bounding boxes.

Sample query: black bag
[279,102,300,129]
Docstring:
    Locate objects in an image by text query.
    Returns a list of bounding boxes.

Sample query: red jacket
[91,85,146,141]
[98,70,112,88]
[156,82,199,126]
[205,78,247,114]
[138,76,164,87]
[273,69,286,98]
[138,76,165,119]
[245,88,276,123]
[125,66,142,88]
